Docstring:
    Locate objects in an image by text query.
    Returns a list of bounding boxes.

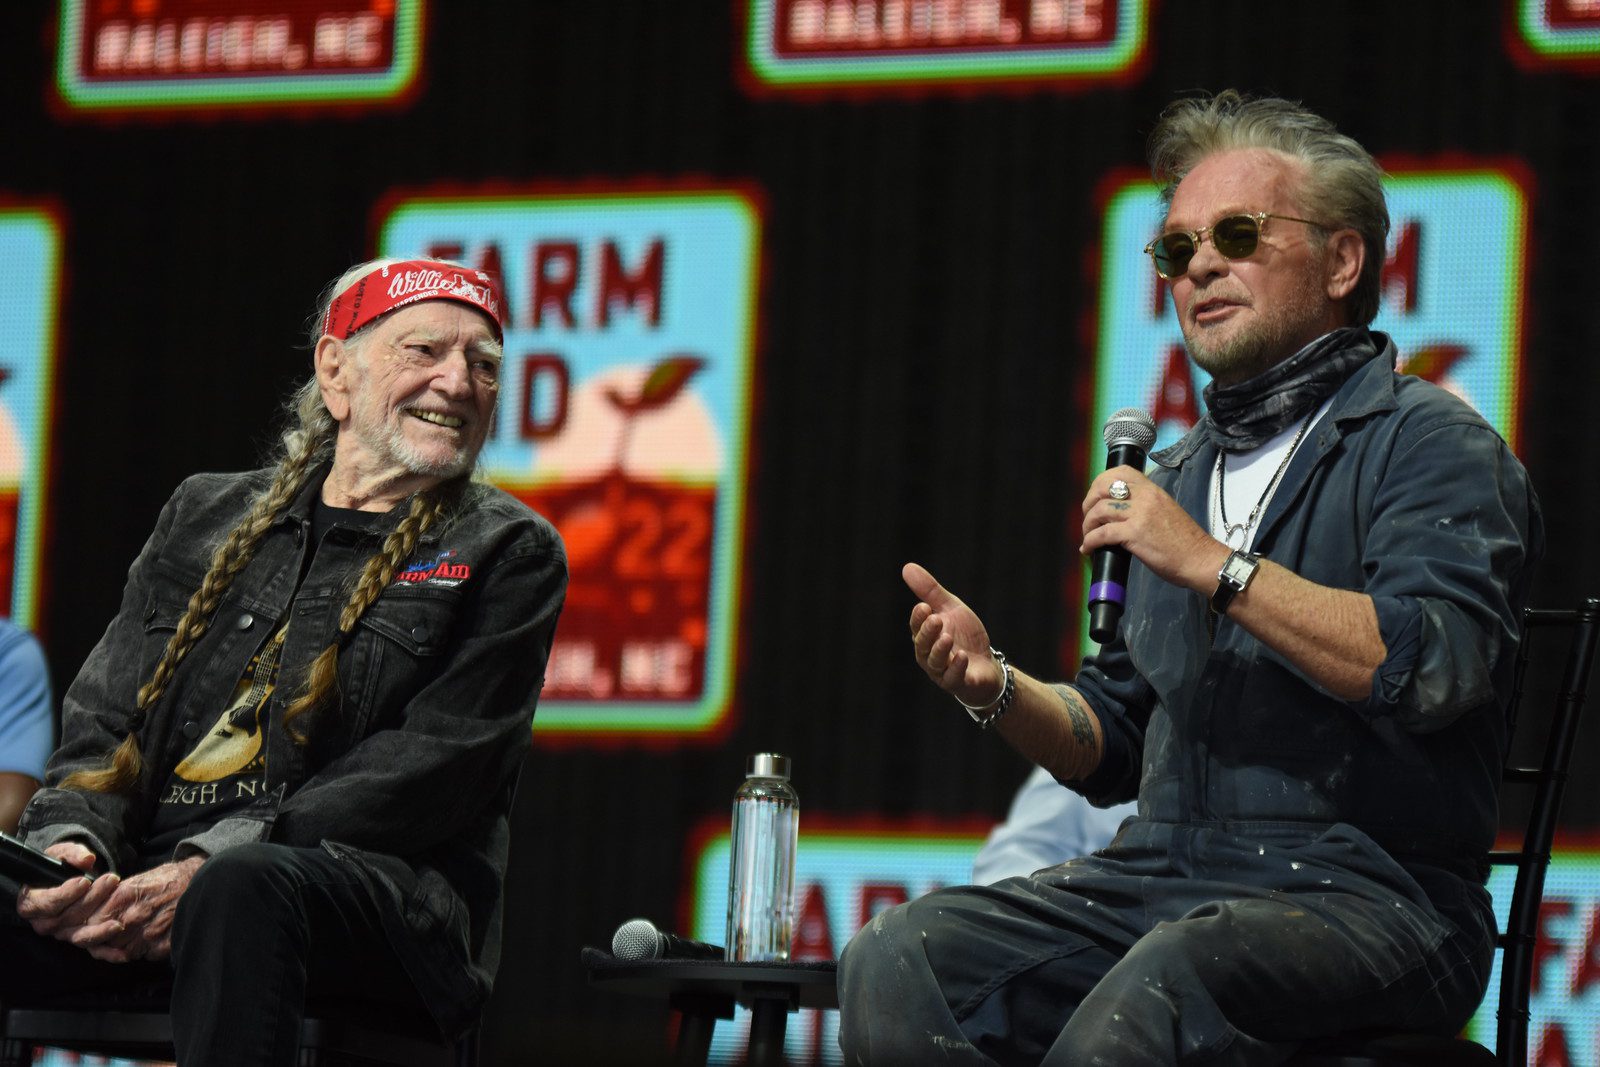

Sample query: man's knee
[1111,900,1287,996]
[839,888,989,1001]
[174,842,306,942]
[837,892,1001,1065]
[1097,897,1414,1042]
[839,896,920,988]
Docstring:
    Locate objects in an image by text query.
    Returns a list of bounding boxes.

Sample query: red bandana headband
[322,260,507,343]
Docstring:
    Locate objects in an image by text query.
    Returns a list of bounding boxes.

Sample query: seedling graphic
[526,352,718,703]
[605,353,706,472]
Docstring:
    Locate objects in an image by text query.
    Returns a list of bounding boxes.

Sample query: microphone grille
[611,918,663,961]
[1103,407,1156,451]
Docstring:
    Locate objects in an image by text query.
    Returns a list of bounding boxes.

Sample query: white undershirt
[1206,397,1333,553]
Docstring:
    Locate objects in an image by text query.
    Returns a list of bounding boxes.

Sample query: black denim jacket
[21,465,567,1035]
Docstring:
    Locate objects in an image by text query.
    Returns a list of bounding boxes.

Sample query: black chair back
[1291,597,1600,1066]
[1488,598,1600,1064]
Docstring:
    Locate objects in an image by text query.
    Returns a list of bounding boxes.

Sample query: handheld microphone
[1088,408,1156,645]
[610,917,725,962]
[0,832,83,887]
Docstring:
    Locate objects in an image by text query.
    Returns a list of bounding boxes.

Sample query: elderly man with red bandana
[2,260,567,1065]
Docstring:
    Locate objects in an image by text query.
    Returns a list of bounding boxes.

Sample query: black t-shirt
[137,498,386,868]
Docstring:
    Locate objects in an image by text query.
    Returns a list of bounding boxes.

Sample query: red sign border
[48,0,431,123]
[1505,0,1600,72]
[733,0,1157,101]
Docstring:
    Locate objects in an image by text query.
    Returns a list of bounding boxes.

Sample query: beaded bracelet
[955,647,1015,729]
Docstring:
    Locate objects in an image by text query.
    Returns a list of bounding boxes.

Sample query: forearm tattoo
[1060,687,1102,778]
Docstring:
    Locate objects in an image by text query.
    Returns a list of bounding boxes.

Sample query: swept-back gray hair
[1147,90,1389,326]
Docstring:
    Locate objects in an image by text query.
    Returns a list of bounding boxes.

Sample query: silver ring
[1108,479,1131,501]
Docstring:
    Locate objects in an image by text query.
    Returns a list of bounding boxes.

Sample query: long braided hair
[62,260,465,793]
[278,484,457,743]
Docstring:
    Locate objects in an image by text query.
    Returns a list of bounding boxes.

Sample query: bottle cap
[747,752,790,779]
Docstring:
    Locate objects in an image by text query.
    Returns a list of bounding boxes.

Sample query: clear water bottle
[725,752,799,961]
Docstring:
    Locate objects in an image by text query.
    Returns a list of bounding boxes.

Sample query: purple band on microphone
[1088,581,1125,606]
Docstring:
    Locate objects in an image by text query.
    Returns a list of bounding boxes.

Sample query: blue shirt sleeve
[0,621,54,779]
[1358,417,1542,731]
[972,765,1136,883]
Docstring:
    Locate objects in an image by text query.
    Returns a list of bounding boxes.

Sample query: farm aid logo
[379,189,759,739]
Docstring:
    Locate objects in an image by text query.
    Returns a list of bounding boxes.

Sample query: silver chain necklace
[1213,407,1317,551]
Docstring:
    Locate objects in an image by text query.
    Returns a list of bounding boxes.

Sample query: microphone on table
[610,917,725,961]
[1088,407,1157,645]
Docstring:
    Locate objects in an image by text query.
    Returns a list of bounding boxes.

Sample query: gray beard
[1185,331,1279,386]
[368,420,478,481]
[1183,300,1330,387]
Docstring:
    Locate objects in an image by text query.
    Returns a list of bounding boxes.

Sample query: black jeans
[837,821,1494,1066]
[1,842,430,1066]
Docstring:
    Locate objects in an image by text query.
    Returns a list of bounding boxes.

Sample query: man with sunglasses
[838,91,1542,1065]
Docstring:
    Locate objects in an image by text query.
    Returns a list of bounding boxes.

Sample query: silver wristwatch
[1210,550,1259,615]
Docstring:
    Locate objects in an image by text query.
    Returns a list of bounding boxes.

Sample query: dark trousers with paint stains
[837,820,1494,1066]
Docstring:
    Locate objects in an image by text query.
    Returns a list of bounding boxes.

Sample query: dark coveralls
[838,336,1544,1066]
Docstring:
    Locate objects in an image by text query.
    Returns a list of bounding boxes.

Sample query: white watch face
[1222,553,1256,588]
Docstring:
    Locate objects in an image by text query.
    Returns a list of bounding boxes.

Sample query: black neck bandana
[1202,326,1381,453]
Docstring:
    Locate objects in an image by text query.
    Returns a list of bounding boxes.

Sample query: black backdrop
[5,2,1599,1061]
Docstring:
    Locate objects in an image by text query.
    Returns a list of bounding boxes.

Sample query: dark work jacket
[1070,334,1543,891]
[21,466,567,1036]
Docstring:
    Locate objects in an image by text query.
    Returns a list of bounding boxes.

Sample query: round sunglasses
[1143,211,1326,279]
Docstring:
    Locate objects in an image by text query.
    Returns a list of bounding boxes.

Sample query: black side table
[582,948,839,1066]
